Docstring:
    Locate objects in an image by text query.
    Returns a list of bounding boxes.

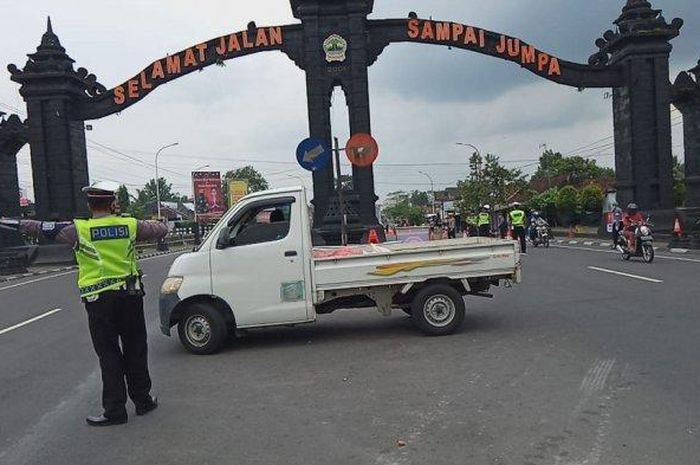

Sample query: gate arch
[6,0,695,240]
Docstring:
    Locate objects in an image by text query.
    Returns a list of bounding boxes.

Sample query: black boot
[86,414,128,426]
[135,396,158,416]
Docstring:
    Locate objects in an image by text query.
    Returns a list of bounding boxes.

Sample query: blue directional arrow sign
[296,137,331,172]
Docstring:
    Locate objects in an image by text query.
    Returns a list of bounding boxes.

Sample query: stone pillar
[296,4,336,233]
[0,115,27,248]
[344,4,381,236]
[671,62,700,245]
[8,19,90,220]
[0,115,26,217]
[604,1,683,211]
[291,0,381,244]
[672,62,700,209]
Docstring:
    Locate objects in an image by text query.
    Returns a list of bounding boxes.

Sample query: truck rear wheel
[177,303,228,355]
[411,284,465,336]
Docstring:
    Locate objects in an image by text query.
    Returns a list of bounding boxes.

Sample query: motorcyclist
[528,211,549,242]
[610,201,624,248]
[621,203,645,253]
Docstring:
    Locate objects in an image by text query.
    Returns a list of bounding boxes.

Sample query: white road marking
[0,308,62,336]
[0,251,180,293]
[550,244,700,263]
[587,266,663,283]
[584,241,594,246]
[580,359,616,394]
[555,358,617,465]
[0,271,77,293]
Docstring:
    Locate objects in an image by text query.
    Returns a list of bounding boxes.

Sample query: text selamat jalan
[113,27,284,105]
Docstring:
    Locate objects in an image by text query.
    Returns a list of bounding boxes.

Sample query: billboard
[192,171,225,223]
[228,180,249,207]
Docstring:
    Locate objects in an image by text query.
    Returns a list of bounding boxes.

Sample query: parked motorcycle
[532,225,551,248]
[617,218,654,263]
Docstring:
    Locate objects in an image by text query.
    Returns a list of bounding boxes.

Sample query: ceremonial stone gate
[2,0,699,245]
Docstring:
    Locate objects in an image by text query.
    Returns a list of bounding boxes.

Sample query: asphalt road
[0,245,699,465]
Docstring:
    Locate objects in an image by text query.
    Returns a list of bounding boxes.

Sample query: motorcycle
[617,218,654,263]
[531,224,551,248]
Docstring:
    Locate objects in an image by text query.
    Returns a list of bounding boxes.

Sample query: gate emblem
[323,34,347,63]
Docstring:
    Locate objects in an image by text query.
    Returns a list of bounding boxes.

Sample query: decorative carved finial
[38,16,65,52]
[590,0,683,65]
[690,60,700,81]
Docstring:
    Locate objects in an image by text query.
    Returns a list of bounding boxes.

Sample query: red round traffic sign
[345,133,379,167]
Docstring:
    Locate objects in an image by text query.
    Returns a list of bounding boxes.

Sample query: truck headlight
[161,277,183,295]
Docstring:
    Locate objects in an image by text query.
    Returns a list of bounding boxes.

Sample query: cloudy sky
[1,0,698,201]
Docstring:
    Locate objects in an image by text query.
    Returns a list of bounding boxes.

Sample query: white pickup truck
[159,187,521,354]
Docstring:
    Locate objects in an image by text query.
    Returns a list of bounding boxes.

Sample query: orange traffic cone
[674,218,683,238]
[368,228,380,244]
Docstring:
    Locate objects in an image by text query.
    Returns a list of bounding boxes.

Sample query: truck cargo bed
[313,237,520,291]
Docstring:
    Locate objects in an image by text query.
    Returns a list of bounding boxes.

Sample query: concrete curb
[0,248,187,284]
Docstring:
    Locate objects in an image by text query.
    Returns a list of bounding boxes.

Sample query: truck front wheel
[411,284,465,336]
[177,303,228,355]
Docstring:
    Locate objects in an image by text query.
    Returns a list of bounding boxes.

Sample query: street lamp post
[418,170,436,214]
[455,142,481,158]
[154,142,179,220]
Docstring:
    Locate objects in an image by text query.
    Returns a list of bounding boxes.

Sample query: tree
[458,153,527,213]
[529,187,559,223]
[383,191,425,226]
[137,177,182,203]
[223,166,269,197]
[556,185,579,214]
[578,185,604,212]
[532,150,614,188]
[116,185,131,209]
[673,156,686,207]
[126,178,186,219]
[409,190,430,208]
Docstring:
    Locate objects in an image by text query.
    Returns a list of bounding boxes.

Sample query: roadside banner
[192,171,224,223]
[228,180,249,207]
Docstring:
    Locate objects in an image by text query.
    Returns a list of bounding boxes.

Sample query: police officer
[477,205,491,237]
[509,202,527,254]
[16,181,168,426]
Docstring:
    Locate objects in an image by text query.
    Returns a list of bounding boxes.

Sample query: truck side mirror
[216,227,231,250]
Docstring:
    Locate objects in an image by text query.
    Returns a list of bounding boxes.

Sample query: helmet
[511,202,521,208]
[626,203,639,213]
[483,204,491,211]
[532,211,540,217]
[81,181,120,198]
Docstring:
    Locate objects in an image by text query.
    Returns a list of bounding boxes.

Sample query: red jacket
[623,212,644,229]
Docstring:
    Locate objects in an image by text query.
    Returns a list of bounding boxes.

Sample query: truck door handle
[284,250,298,257]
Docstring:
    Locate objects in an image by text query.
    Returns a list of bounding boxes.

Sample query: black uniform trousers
[85,291,152,418]
[478,224,490,237]
[513,225,527,253]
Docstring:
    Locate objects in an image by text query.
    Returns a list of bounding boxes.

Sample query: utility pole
[418,171,436,214]
[333,137,348,246]
[154,142,179,219]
